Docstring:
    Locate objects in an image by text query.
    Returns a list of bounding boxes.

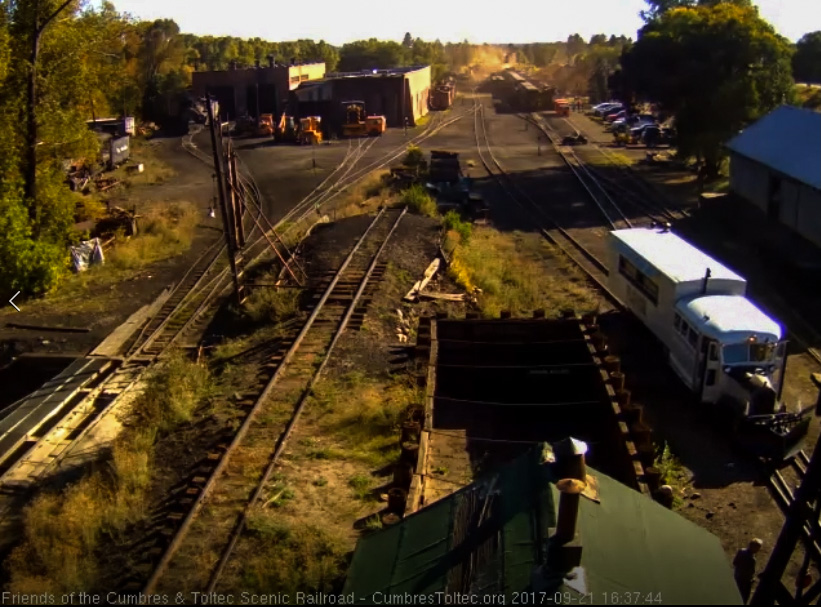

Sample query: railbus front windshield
[722,342,777,365]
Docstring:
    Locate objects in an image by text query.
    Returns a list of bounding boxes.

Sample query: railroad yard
[2,70,821,603]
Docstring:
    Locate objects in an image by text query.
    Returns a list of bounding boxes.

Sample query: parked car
[629,123,656,144]
[605,110,627,123]
[594,103,622,117]
[609,114,653,131]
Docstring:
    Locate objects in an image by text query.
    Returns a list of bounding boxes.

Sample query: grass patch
[243,284,302,325]
[308,371,421,468]
[447,228,599,318]
[348,474,374,500]
[403,144,424,167]
[0,201,200,318]
[442,210,472,244]
[401,184,437,217]
[108,201,198,270]
[4,354,214,594]
[795,84,821,110]
[240,515,348,595]
[586,151,636,167]
[116,139,177,187]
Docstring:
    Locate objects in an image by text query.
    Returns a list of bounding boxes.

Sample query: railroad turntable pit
[405,312,656,512]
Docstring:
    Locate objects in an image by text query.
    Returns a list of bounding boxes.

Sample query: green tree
[621,2,794,175]
[402,32,412,48]
[566,33,586,58]
[793,31,821,84]
[589,34,607,46]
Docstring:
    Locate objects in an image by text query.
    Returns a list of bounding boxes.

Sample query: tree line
[606,0,821,177]
[0,2,508,296]
[2,0,819,296]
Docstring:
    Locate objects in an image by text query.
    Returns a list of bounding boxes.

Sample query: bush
[401,185,437,217]
[244,286,302,324]
[442,210,472,244]
[403,145,424,167]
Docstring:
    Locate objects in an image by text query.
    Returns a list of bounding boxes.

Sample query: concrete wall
[730,152,821,249]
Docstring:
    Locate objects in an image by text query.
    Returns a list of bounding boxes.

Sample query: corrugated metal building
[191,58,325,120]
[343,442,742,604]
[726,105,821,249]
[290,65,430,135]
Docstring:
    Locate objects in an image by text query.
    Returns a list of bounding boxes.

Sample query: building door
[246,85,259,118]
[767,174,782,220]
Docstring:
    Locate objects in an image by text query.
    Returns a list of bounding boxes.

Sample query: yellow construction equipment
[341,101,386,137]
[257,113,274,137]
[274,112,297,143]
[298,116,323,144]
[366,116,386,136]
[341,101,368,137]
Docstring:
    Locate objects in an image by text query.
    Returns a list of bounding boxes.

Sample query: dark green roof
[343,445,741,605]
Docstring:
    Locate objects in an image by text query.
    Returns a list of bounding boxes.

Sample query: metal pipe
[555,478,586,543]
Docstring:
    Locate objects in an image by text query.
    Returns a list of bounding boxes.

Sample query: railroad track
[767,450,821,561]
[141,206,407,597]
[473,97,614,297]
[522,113,678,228]
[556,114,687,221]
[0,108,471,545]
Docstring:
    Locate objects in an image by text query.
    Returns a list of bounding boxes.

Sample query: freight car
[430,82,456,110]
[607,226,810,459]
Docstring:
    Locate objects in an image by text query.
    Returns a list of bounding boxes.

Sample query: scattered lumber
[404,258,441,302]
[418,292,465,302]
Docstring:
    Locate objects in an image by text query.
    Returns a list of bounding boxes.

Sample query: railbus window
[709,343,719,361]
[687,327,699,348]
[674,313,681,331]
[706,369,716,386]
[680,320,690,337]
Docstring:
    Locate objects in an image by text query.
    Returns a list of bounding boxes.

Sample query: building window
[300,74,309,81]
[290,76,299,84]
[618,255,659,305]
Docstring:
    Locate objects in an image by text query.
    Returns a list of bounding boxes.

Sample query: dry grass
[4,354,214,594]
[220,371,421,594]
[308,370,421,467]
[240,514,349,595]
[401,184,437,218]
[447,228,599,318]
[108,201,198,270]
[585,150,636,167]
[243,283,302,325]
[115,139,177,187]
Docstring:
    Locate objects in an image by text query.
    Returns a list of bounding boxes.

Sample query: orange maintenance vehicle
[341,101,386,137]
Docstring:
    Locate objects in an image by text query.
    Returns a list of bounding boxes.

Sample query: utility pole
[206,93,244,306]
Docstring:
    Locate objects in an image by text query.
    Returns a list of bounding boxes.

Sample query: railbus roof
[611,228,745,285]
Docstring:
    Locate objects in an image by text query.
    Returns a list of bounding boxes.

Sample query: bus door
[699,338,722,403]
[773,340,787,402]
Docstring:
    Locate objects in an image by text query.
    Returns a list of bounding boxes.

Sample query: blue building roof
[726,105,821,191]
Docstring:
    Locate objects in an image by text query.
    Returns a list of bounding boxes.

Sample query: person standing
[733,539,763,603]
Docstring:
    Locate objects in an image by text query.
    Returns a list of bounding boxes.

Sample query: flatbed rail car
[607,226,810,460]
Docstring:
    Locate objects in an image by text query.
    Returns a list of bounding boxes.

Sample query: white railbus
[607,226,787,416]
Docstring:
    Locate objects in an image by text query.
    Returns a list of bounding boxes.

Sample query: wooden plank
[404,258,441,301]
[90,288,171,357]
[418,292,465,302]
